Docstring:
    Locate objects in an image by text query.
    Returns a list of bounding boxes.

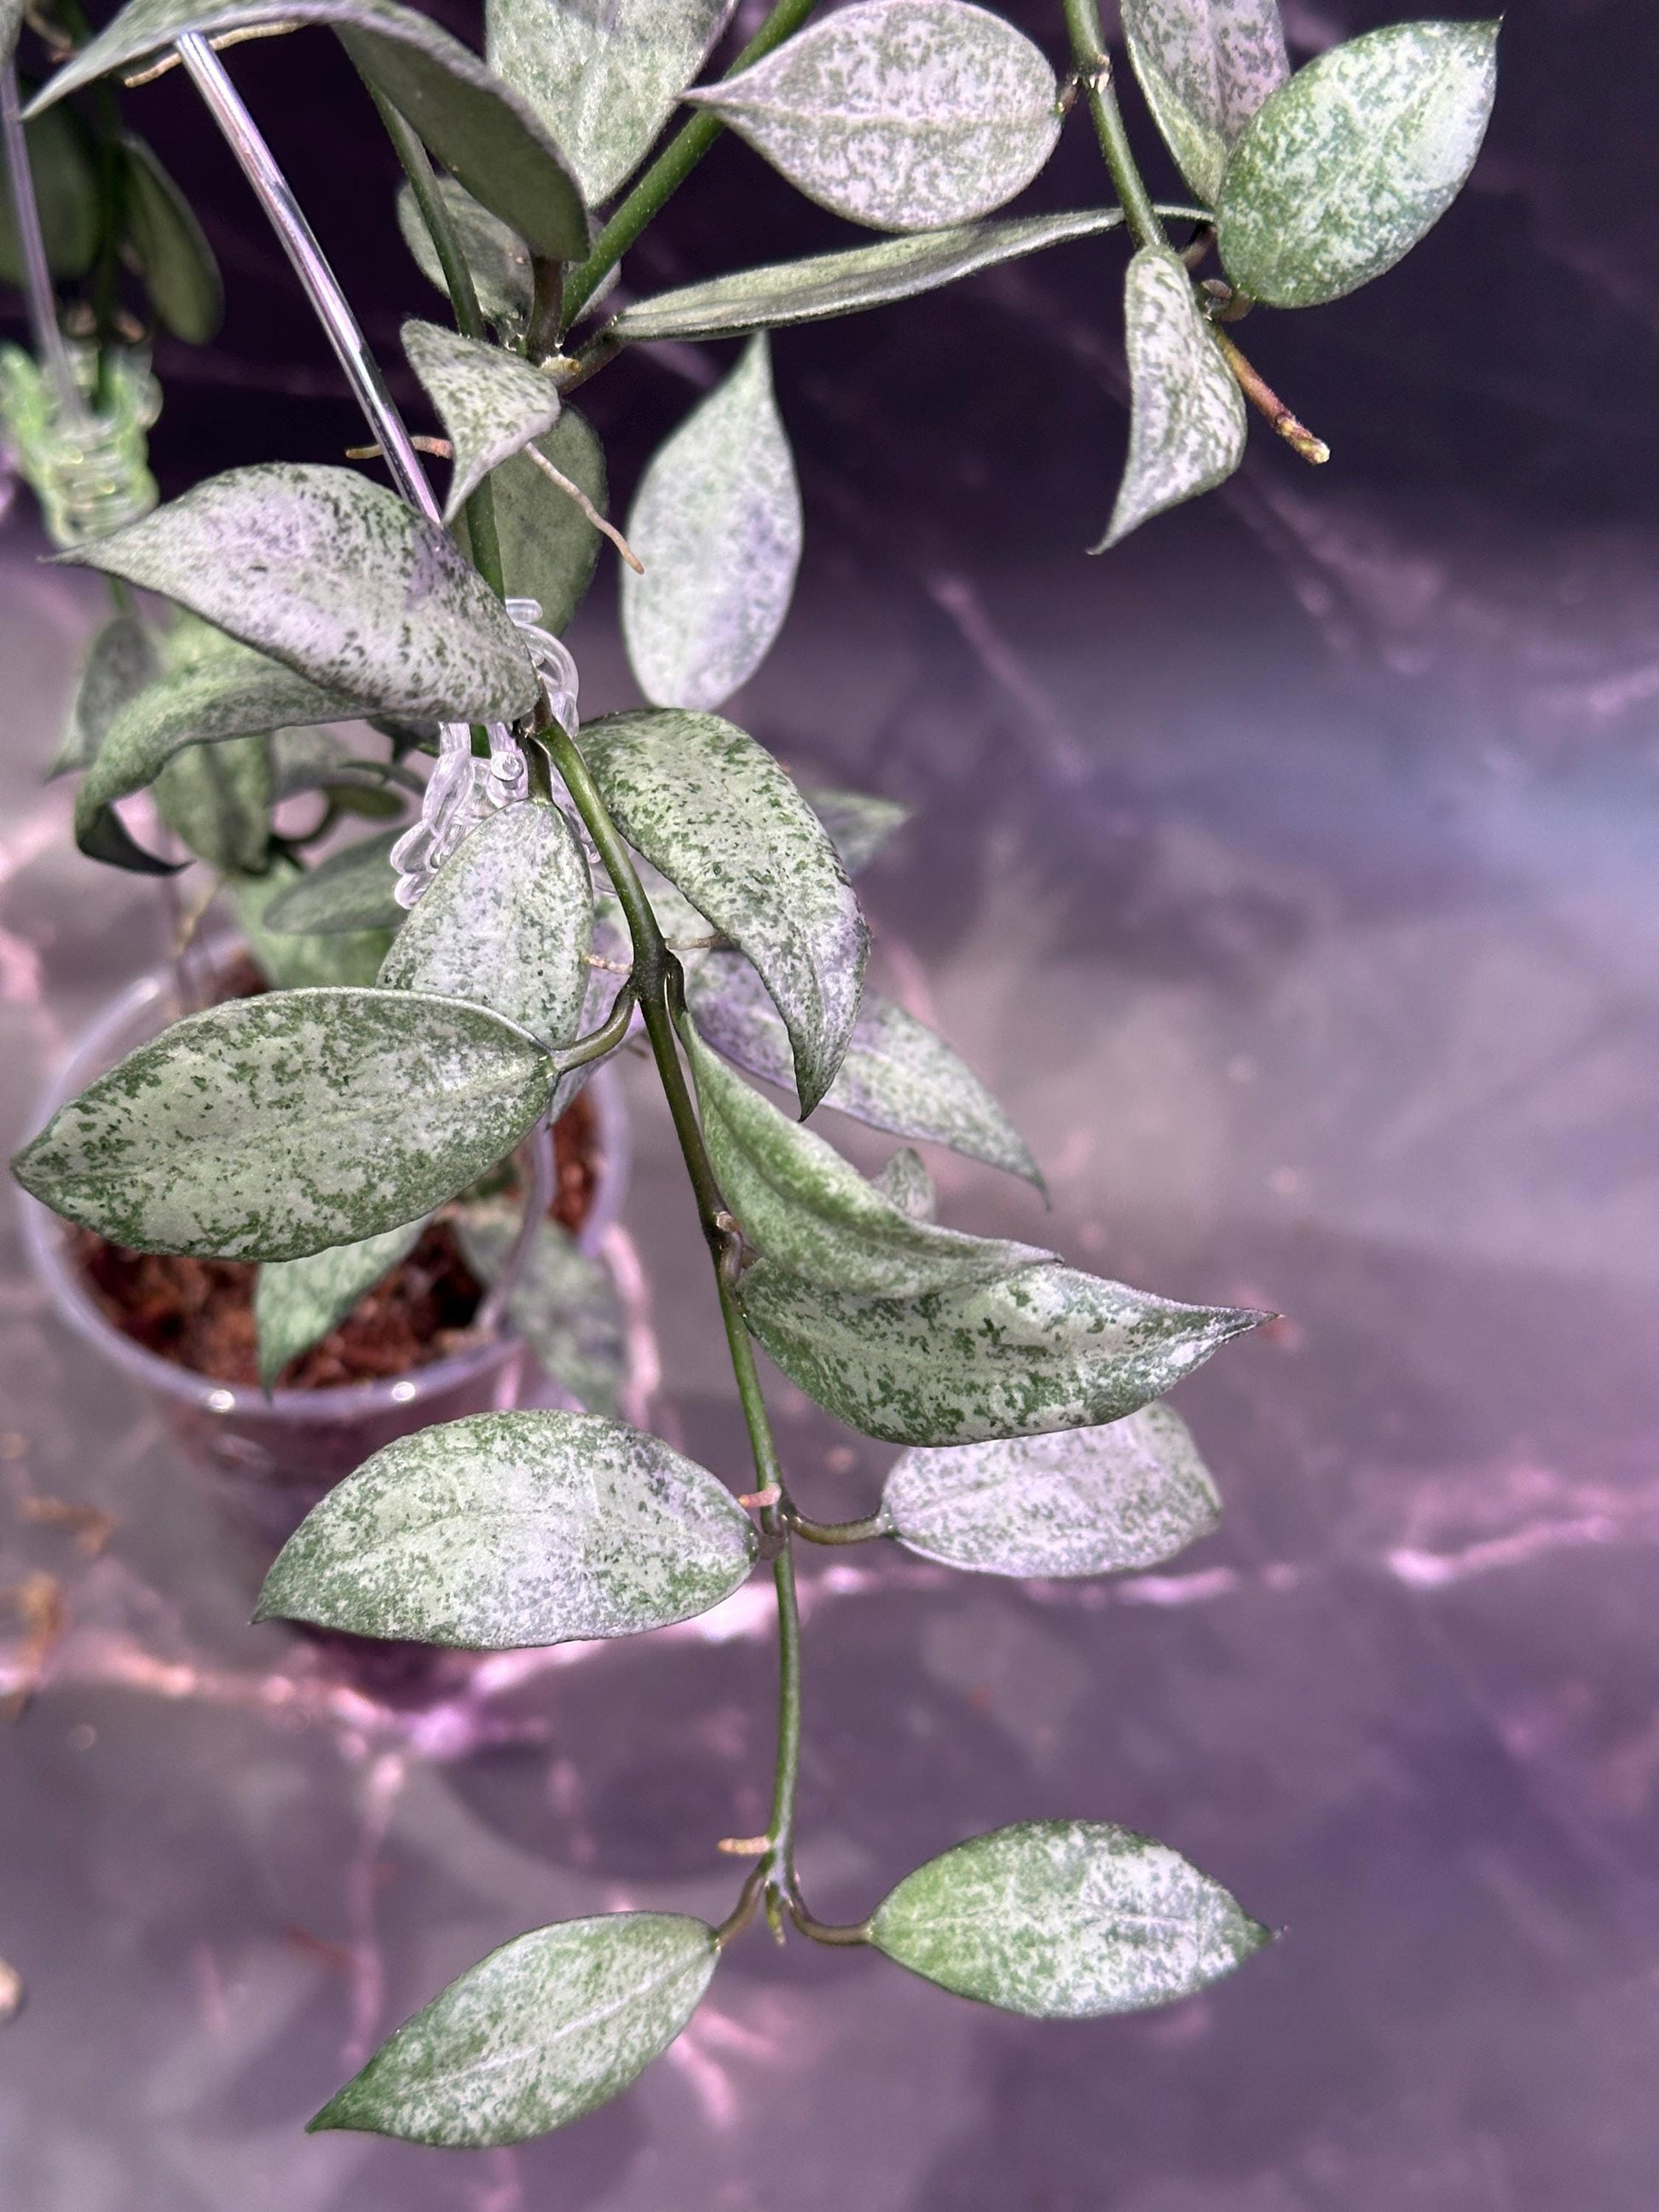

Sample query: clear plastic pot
[18,948,631,1555]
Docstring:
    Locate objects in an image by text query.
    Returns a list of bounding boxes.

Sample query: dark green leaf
[396,175,532,339]
[153,727,273,872]
[871,1821,1270,2015]
[65,464,537,723]
[255,1218,426,1386]
[492,407,607,637]
[621,336,801,713]
[228,862,394,989]
[121,133,223,343]
[581,708,867,1113]
[0,104,96,283]
[378,801,592,1050]
[611,210,1124,344]
[263,829,405,934]
[257,1408,755,1644]
[882,1401,1221,1575]
[1122,0,1289,204]
[27,0,589,261]
[800,783,909,875]
[402,317,560,523]
[685,0,1061,233]
[1216,20,1500,309]
[310,1913,716,2146]
[456,1201,625,1414]
[49,613,160,779]
[12,987,552,1260]
[739,1258,1263,1445]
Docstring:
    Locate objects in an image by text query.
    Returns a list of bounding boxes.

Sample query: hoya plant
[6,0,1497,2153]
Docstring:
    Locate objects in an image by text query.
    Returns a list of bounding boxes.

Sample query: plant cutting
[4,0,1498,2154]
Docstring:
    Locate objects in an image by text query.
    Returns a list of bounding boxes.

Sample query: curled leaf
[1122,0,1289,204]
[402,318,561,523]
[1097,247,1245,551]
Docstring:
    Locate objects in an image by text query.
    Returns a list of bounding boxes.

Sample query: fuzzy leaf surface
[1122,0,1288,203]
[687,950,1040,1186]
[488,0,735,204]
[871,1821,1270,2016]
[1100,247,1245,550]
[621,338,800,713]
[153,729,273,873]
[402,319,561,523]
[492,408,607,636]
[121,133,223,342]
[12,988,551,1261]
[255,1219,426,1387]
[65,465,536,722]
[1216,20,1500,308]
[457,1204,625,1414]
[28,0,589,260]
[310,1913,716,2146]
[581,709,867,1112]
[379,802,592,1050]
[49,614,159,778]
[740,1260,1262,1445]
[685,1020,1048,1295]
[883,1401,1220,1575]
[257,1409,755,1644]
[612,209,1124,344]
[686,0,1061,233]
[263,829,405,934]
[228,863,394,989]
[397,176,532,338]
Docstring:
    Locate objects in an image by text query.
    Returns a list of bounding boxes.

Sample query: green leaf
[27,0,589,263]
[153,728,273,873]
[227,862,394,989]
[270,726,406,808]
[396,176,532,340]
[257,1408,755,1644]
[1216,19,1500,309]
[882,1400,1220,1576]
[49,614,160,779]
[402,318,561,524]
[255,1219,426,1387]
[800,783,910,874]
[378,801,592,1050]
[0,104,97,283]
[65,465,537,723]
[456,1202,625,1414]
[1122,0,1289,205]
[875,1146,935,1221]
[621,336,801,714]
[686,950,1042,1187]
[492,407,607,637]
[121,133,223,343]
[739,1259,1263,1446]
[488,0,735,205]
[685,0,1061,233]
[1097,247,1246,551]
[581,708,867,1114]
[612,210,1124,344]
[12,987,552,1261]
[870,1821,1270,2017]
[310,1913,717,2146]
[263,828,405,935]
[684,1019,1049,1295]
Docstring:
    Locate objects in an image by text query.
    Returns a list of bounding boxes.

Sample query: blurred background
[4,1,1659,2205]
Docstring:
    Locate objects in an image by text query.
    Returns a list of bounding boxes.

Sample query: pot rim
[18,945,632,1423]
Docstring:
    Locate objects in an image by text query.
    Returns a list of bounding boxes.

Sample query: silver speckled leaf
[871,1822,1270,2017]
[228,862,394,990]
[379,802,592,1050]
[49,613,159,778]
[875,1146,935,1221]
[456,1203,625,1415]
[62,464,538,723]
[1217,20,1500,309]
[580,708,868,1113]
[883,1401,1221,1576]
[263,829,405,935]
[740,1259,1263,1446]
[310,1913,716,2146]
[255,1219,427,1387]
[12,988,552,1261]
[488,0,735,204]
[686,950,1041,1187]
[397,176,532,340]
[612,209,1123,343]
[685,0,1061,234]
[402,318,562,523]
[622,336,801,713]
[1099,247,1246,551]
[685,1019,1049,1295]
[800,783,910,875]
[1122,0,1288,204]
[27,0,589,262]
[153,729,273,874]
[257,1409,756,1645]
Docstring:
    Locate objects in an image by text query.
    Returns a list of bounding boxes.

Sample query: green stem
[552,984,636,1073]
[361,79,507,601]
[554,0,825,339]
[789,1507,892,1546]
[1061,0,1166,253]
